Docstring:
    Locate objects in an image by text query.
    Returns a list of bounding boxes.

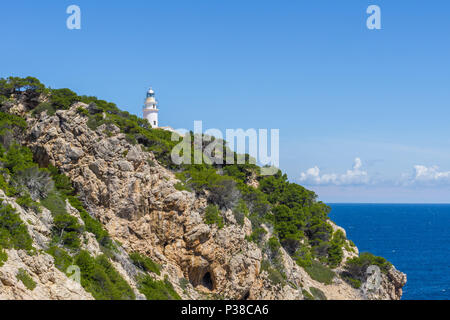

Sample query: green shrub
[308,218,333,249]
[266,236,281,261]
[46,246,73,273]
[74,251,135,300]
[40,191,82,250]
[246,227,267,244]
[31,102,55,117]
[87,113,106,131]
[341,274,361,289]
[179,277,190,291]
[204,204,224,229]
[137,274,181,300]
[260,259,286,286]
[207,178,240,209]
[16,268,36,290]
[233,199,248,226]
[240,187,271,223]
[51,213,83,250]
[332,229,346,242]
[0,173,13,196]
[41,191,67,217]
[125,133,137,145]
[76,107,89,116]
[0,111,27,132]
[345,252,392,276]
[49,88,78,110]
[272,204,303,255]
[327,230,346,268]
[302,260,335,285]
[130,252,161,275]
[294,246,313,269]
[302,289,314,300]
[176,167,240,209]
[47,165,74,197]
[174,182,191,192]
[309,287,327,300]
[2,144,35,175]
[16,194,41,213]
[0,202,33,252]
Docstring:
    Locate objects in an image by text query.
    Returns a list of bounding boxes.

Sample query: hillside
[0,77,406,300]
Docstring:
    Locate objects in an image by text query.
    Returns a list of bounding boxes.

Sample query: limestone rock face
[17,104,406,300]
[0,249,93,300]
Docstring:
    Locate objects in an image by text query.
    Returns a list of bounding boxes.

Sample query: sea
[328,203,450,300]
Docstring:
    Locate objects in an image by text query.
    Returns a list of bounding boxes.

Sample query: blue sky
[1,0,450,203]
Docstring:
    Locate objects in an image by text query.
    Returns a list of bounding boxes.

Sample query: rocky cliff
[0,83,406,300]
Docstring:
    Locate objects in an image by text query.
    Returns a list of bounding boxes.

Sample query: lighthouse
[143,87,159,128]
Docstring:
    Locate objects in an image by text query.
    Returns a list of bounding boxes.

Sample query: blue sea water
[328,204,450,300]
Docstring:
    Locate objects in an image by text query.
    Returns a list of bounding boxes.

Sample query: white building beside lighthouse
[143,87,159,128]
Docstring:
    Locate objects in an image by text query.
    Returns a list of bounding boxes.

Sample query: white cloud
[402,165,450,186]
[299,158,370,186]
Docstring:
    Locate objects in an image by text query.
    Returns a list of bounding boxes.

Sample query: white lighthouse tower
[143,87,159,128]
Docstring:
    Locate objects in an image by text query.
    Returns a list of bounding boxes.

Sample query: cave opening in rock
[241,291,250,300]
[202,272,214,291]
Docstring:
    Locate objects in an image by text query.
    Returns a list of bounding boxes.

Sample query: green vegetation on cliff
[204,204,224,229]
[75,251,135,300]
[16,268,37,291]
[130,252,161,276]
[0,201,33,253]
[137,274,181,300]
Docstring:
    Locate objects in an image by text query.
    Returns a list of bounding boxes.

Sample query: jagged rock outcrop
[15,103,406,300]
[0,190,93,300]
